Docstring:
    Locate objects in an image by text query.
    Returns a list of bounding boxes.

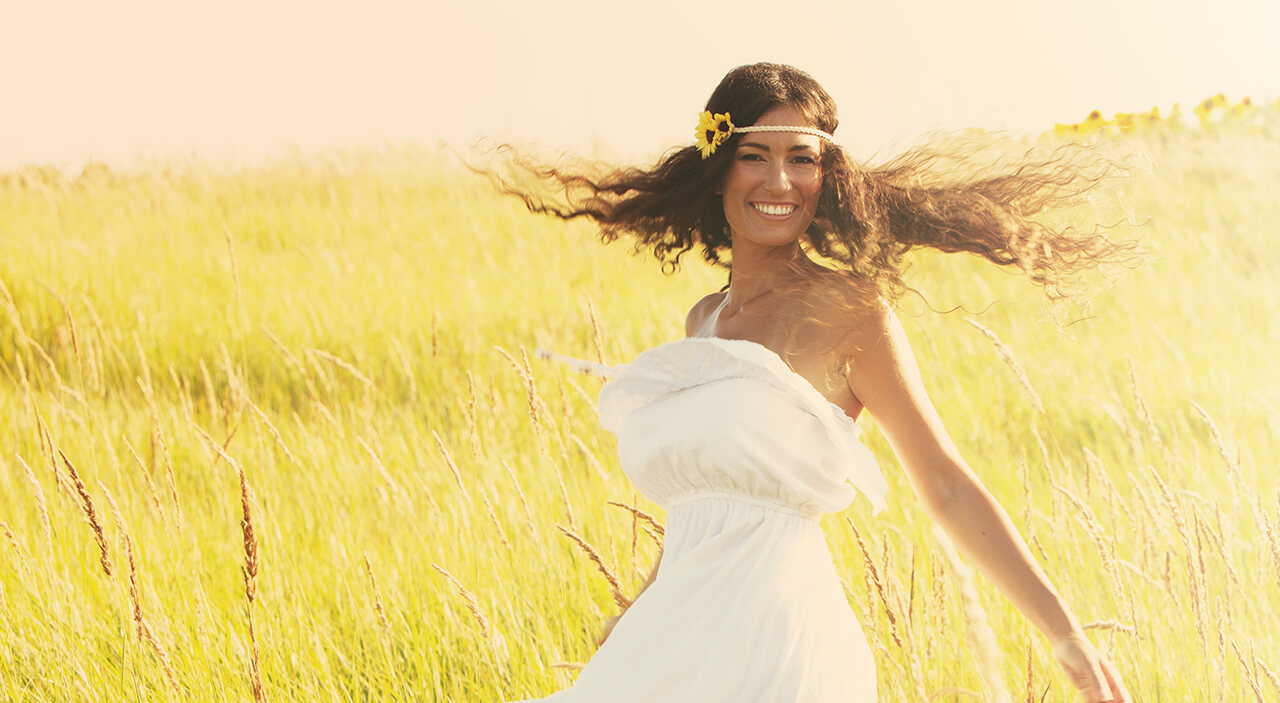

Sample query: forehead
[736,104,822,151]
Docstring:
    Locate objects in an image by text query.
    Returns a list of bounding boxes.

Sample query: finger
[1100,658,1131,703]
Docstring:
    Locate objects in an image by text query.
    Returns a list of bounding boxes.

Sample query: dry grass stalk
[188,420,243,477]
[152,415,183,526]
[306,348,376,394]
[1147,464,1207,650]
[362,552,391,632]
[388,336,417,404]
[1024,638,1034,703]
[105,484,180,691]
[550,662,584,672]
[1253,655,1280,698]
[500,459,540,546]
[356,437,403,498]
[122,436,167,522]
[223,222,247,331]
[1052,484,1135,631]
[585,295,604,364]
[248,401,301,470]
[606,501,665,537]
[479,486,511,550]
[1081,620,1137,635]
[1229,638,1265,703]
[198,358,219,424]
[557,524,631,609]
[637,522,664,549]
[15,454,52,555]
[845,518,902,648]
[1190,401,1241,480]
[133,330,155,405]
[430,563,492,641]
[932,525,1014,703]
[1192,506,1241,591]
[1259,503,1280,595]
[431,431,472,506]
[569,433,610,482]
[33,407,71,497]
[548,450,578,531]
[466,372,481,464]
[237,465,266,703]
[59,450,112,576]
[1,521,33,581]
[966,318,1043,414]
[1127,358,1163,454]
[76,291,107,394]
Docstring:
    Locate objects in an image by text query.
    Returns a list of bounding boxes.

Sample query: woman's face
[720,104,823,250]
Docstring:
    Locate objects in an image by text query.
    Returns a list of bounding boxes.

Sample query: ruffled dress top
[508,336,890,702]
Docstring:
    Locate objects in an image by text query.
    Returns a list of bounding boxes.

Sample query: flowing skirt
[505,494,878,702]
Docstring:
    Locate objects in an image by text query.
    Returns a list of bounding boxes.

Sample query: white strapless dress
[507,336,890,702]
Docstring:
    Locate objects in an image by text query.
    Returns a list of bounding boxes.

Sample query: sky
[2,0,1278,171]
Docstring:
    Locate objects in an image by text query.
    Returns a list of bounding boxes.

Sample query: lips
[751,202,798,217]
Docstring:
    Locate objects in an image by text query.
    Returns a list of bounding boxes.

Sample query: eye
[738,152,765,162]
[791,155,817,165]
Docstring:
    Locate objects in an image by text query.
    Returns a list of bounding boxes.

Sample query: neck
[722,238,812,317]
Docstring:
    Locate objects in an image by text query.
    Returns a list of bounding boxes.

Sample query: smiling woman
[485,63,1138,703]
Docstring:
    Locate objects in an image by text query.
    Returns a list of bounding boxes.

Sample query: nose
[763,160,791,194]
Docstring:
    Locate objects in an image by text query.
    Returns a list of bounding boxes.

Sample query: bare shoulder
[685,290,726,337]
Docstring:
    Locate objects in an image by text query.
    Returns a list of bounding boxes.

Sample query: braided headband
[695,111,835,159]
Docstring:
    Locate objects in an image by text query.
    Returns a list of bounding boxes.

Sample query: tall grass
[0,116,1277,701]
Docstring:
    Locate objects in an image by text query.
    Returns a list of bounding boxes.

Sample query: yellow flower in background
[695,111,735,159]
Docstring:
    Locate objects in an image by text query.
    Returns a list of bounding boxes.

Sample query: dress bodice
[598,337,888,517]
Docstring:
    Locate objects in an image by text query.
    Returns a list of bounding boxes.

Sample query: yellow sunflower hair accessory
[694,110,837,159]
[695,111,734,159]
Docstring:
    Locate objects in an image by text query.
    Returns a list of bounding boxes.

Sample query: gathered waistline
[665,491,821,521]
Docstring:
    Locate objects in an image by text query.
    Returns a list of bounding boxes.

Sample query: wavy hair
[481,62,1140,313]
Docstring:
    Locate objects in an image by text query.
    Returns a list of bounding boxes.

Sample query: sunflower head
[694,111,735,159]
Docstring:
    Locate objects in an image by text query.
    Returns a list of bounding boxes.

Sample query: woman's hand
[1052,633,1130,703]
[596,614,622,647]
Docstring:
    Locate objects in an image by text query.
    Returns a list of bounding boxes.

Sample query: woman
[501,63,1133,702]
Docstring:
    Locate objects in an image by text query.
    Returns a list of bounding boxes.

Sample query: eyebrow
[738,141,819,152]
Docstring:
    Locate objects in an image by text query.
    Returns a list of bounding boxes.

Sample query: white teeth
[752,203,796,216]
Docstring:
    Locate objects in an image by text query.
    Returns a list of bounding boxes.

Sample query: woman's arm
[843,304,1129,703]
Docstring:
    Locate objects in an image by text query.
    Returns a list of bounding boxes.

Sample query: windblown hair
[482,62,1140,313]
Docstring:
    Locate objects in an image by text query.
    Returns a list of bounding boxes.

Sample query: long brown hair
[481,62,1140,310]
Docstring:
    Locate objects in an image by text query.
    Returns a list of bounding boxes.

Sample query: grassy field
[1,115,1277,702]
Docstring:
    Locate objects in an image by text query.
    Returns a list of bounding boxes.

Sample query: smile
[751,203,797,217]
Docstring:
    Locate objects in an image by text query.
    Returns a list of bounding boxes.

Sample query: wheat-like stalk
[1052,484,1134,632]
[152,417,183,527]
[606,501,665,537]
[569,433,609,482]
[431,430,472,506]
[237,463,266,703]
[846,518,902,648]
[933,525,1014,703]
[59,450,112,576]
[430,563,492,641]
[362,552,391,632]
[500,459,540,546]
[479,485,511,550]
[1,521,33,582]
[966,318,1044,414]
[585,295,604,364]
[557,524,630,609]
[1190,401,1241,479]
[103,483,180,691]
[1229,638,1265,702]
[15,454,52,555]
[248,401,302,470]
[121,436,167,523]
[1127,357,1163,454]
